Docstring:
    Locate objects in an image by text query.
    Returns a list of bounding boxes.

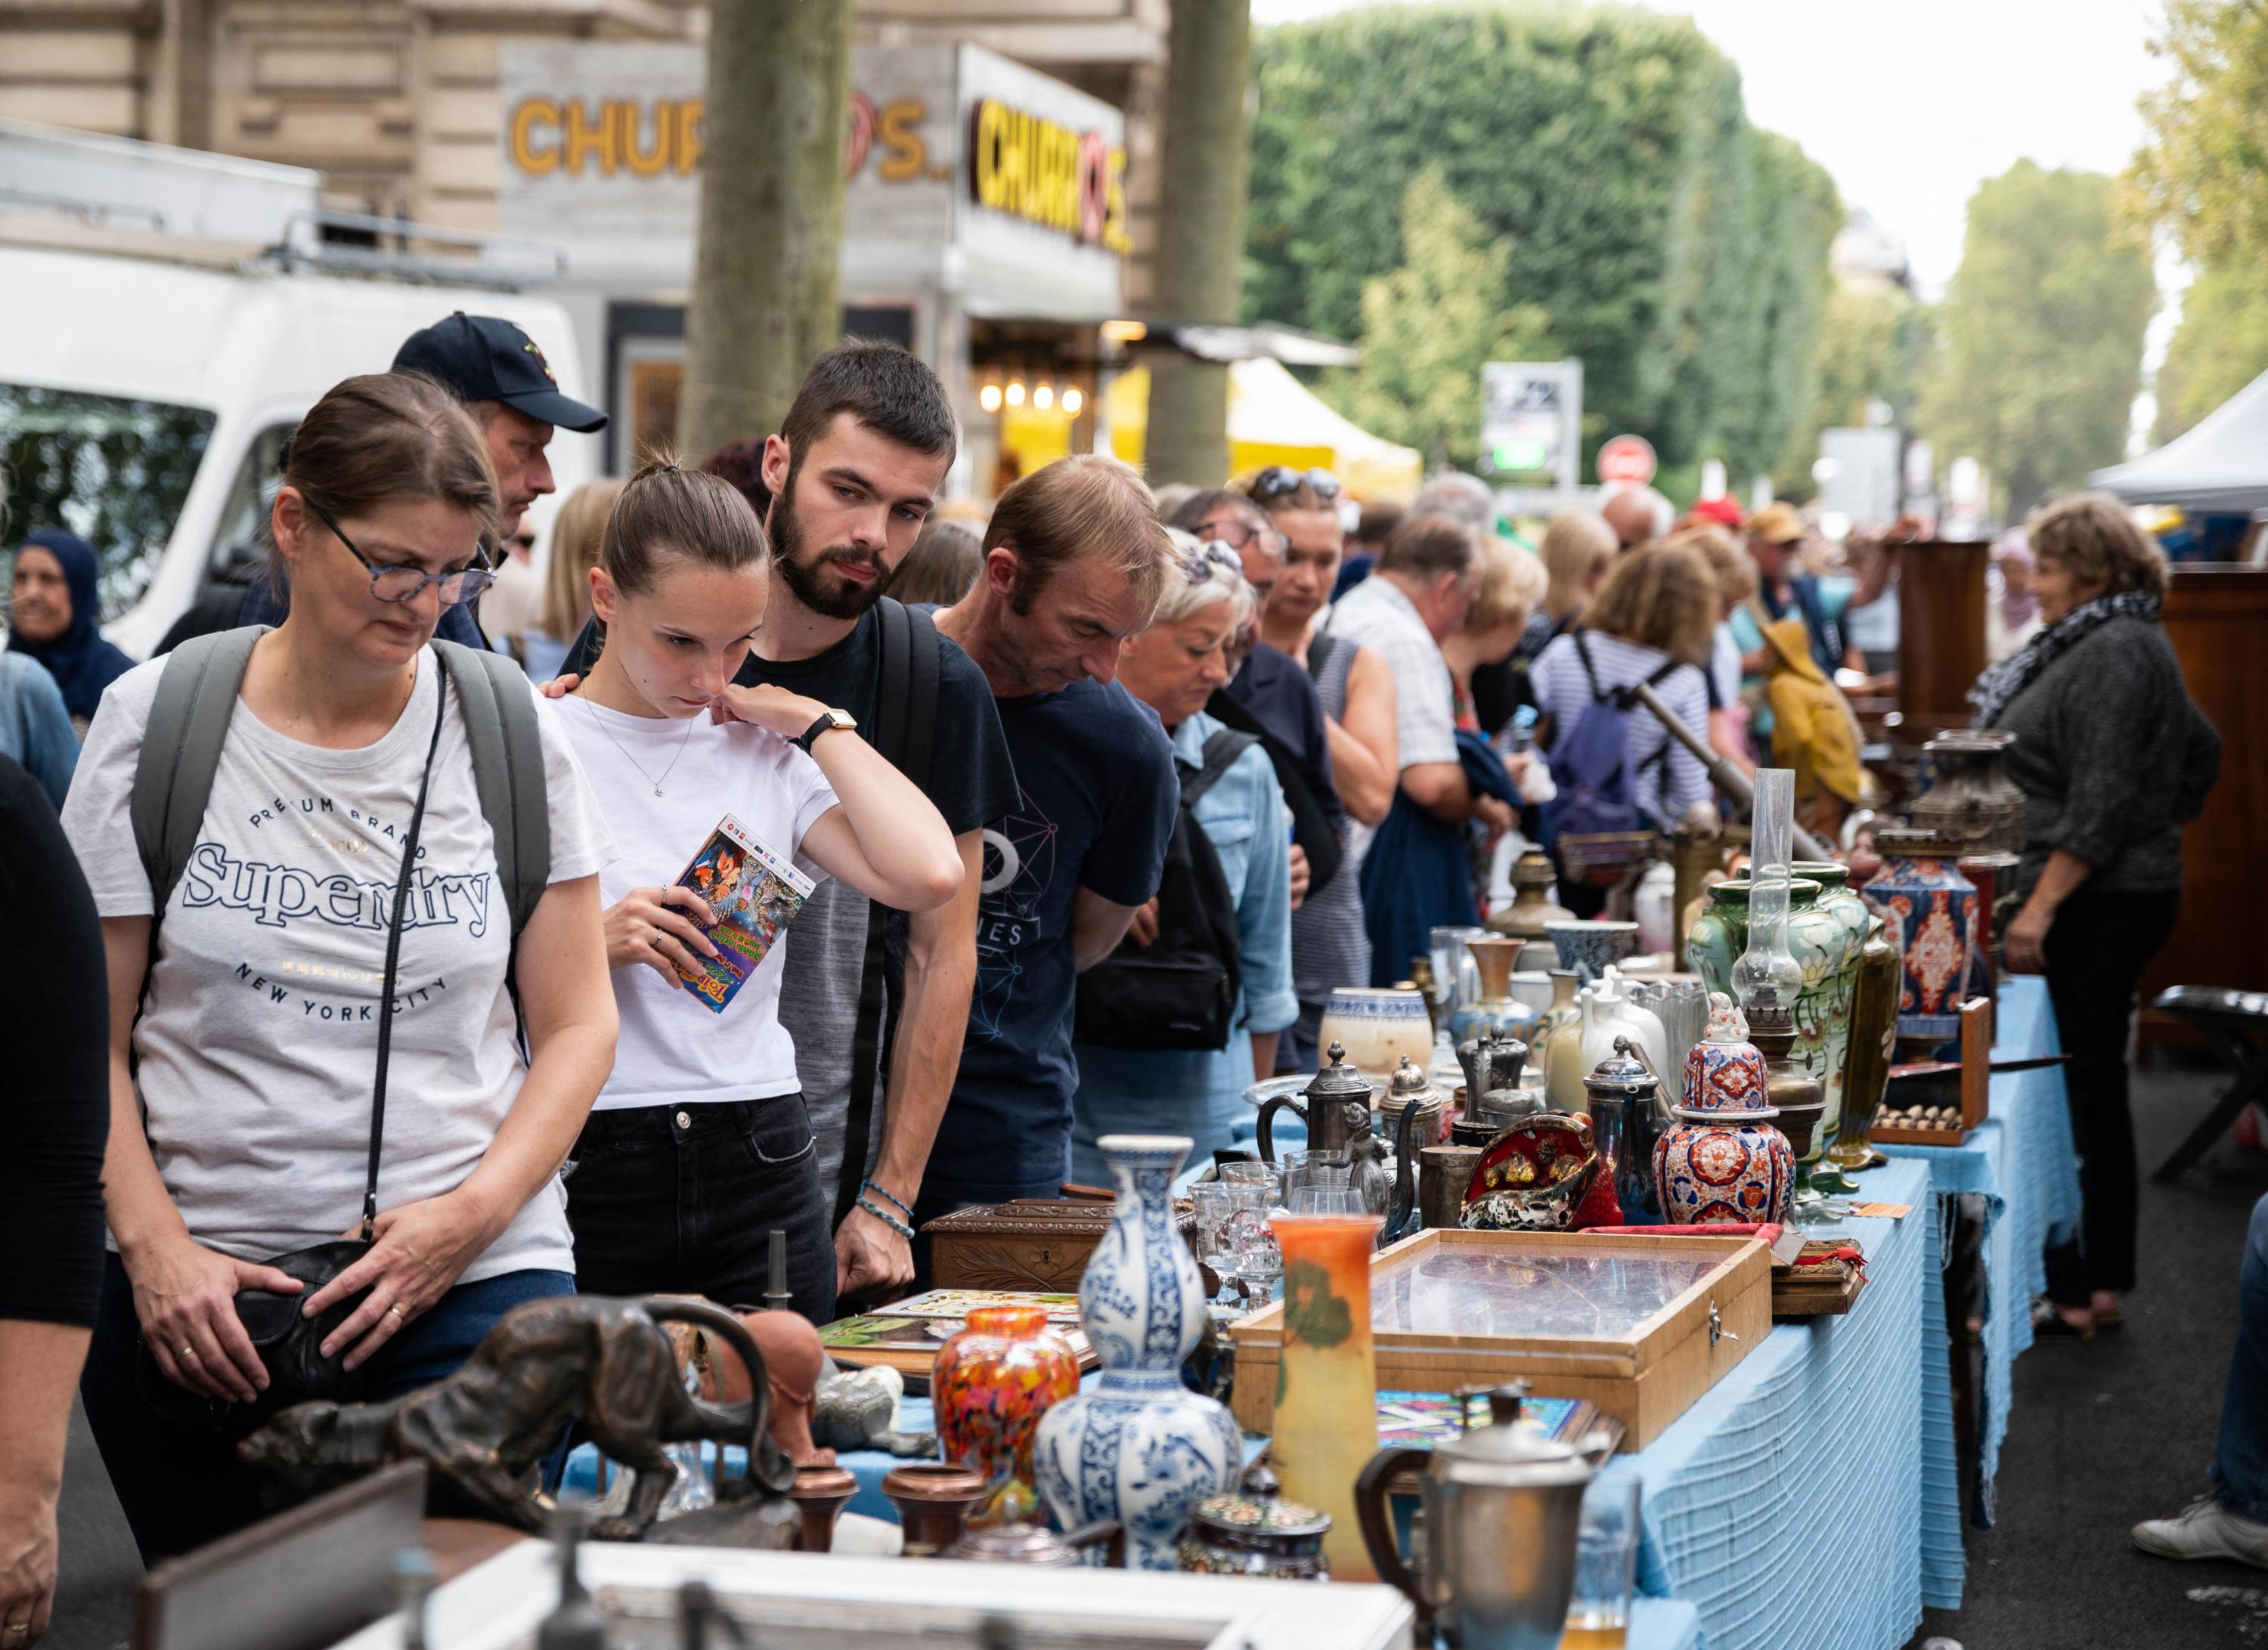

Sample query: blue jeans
[2212,1194,2268,1521]
[79,1251,573,1562]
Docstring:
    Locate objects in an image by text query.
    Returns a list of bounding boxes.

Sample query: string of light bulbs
[978,377,1085,417]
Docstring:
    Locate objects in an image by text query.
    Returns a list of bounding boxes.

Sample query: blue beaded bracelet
[857,1194,916,1241]
[861,1178,916,1221]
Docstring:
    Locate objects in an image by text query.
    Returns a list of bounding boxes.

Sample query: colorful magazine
[866,1289,1083,1324]
[1374,1389,1603,1450]
[669,813,813,1014]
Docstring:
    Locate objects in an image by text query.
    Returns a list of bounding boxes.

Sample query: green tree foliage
[2151,259,2268,443]
[2130,0,2268,265]
[1774,281,1929,497]
[1244,2,1839,479]
[1319,169,1554,469]
[1916,163,2155,520]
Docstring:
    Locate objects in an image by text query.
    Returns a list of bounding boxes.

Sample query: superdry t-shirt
[62,648,613,1281]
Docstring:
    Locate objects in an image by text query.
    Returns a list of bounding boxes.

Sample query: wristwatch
[792,707,857,754]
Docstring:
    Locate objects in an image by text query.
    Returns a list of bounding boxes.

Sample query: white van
[1,123,596,661]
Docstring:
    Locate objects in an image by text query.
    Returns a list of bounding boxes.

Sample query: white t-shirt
[1325,574,1458,863]
[62,649,614,1281]
[551,695,839,1111]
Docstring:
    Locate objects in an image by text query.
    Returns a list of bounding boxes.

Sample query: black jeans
[79,1252,574,1563]
[2040,886,2180,1306]
[565,1096,835,1324]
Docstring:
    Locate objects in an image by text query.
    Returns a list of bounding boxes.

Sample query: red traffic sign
[1597,434,1657,487]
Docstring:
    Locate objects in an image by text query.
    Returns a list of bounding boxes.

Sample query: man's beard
[771,469,892,622]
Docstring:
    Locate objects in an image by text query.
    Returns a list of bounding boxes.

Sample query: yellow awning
[1105,359,1421,503]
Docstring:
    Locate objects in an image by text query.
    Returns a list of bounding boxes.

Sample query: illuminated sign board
[966,97,1131,253]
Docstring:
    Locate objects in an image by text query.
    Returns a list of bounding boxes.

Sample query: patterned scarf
[1968,589,2161,728]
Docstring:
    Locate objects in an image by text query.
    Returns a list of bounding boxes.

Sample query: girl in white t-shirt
[63,372,620,1562]
[554,455,961,1323]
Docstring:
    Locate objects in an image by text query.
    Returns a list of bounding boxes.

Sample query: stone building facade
[0,0,1167,307]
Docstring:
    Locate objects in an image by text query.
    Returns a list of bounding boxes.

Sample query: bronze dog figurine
[239,1295,792,1540]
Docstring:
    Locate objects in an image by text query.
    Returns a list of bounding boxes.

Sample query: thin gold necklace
[575,692,700,797]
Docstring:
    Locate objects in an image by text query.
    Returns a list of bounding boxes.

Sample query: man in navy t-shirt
[928,455,1179,1208]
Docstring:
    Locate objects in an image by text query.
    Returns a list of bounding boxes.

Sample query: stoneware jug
[1576,967,1668,1109]
[1033,1135,1241,1569]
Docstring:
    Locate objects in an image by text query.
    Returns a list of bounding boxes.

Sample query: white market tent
[2090,368,2268,512]
[1108,358,1423,501]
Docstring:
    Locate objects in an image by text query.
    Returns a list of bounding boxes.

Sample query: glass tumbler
[1563,1475,1642,1649]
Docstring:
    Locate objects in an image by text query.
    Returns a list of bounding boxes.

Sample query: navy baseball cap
[392,311,607,433]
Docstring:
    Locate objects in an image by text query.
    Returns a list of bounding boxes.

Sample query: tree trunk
[1145,0,1252,488]
[678,0,853,461]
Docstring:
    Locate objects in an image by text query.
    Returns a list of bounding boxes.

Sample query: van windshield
[2,383,216,621]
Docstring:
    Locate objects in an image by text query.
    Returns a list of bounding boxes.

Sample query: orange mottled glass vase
[1268,1214,1384,1581]
[933,1305,1081,1518]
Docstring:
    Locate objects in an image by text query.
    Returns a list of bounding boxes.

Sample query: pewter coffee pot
[1585,1036,1672,1224]
[1256,1041,1375,1164]
[1353,1384,1593,1650]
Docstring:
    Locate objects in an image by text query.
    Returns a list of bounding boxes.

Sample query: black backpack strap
[132,626,266,918]
[1572,630,1608,702]
[837,599,922,1227]
[1185,729,1260,810]
[432,641,551,940]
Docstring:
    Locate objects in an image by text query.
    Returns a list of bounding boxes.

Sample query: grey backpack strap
[131,626,265,915]
[432,640,550,940]
[1183,729,1259,812]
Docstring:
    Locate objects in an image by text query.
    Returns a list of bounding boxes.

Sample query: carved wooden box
[922,1199,1197,1292]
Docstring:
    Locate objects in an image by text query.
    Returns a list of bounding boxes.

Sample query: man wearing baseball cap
[1737,500,1850,680]
[235,313,606,650]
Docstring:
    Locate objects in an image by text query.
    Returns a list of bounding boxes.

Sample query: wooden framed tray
[1228,1227,1770,1451]
[1870,996,1992,1146]
[922,1198,1196,1292]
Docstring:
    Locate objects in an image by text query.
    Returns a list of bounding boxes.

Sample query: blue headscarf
[10,530,137,720]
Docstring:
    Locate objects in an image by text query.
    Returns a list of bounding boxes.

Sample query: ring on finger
[180,1345,197,1361]
[387,1305,405,1321]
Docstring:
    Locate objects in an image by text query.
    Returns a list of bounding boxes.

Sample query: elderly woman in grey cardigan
[1969,493,2220,1340]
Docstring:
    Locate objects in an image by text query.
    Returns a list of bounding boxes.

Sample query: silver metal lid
[1306,1042,1373,1104]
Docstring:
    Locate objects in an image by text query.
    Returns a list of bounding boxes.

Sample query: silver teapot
[1353,1384,1593,1649]
[1585,1036,1673,1224]
[1256,1043,1421,1240]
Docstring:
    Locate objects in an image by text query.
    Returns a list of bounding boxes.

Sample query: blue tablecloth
[1877,974,2079,1518]
[1594,1155,1943,1649]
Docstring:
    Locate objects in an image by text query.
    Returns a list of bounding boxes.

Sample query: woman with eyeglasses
[1067,534,1296,1179]
[59,373,619,1560]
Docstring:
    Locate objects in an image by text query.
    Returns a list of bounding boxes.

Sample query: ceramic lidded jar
[1032,1135,1241,1571]
[932,1305,1080,1521]
[1860,826,1978,1058]
[1652,995,1796,1225]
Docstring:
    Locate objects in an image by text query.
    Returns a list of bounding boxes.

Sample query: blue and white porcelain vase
[1033,1134,1241,1570]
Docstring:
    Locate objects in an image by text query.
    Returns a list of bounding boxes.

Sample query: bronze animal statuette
[239,1296,793,1541]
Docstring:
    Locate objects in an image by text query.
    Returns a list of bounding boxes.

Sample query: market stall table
[1875,974,2080,1527]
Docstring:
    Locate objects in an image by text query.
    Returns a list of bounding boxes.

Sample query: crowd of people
[2,308,2263,1642]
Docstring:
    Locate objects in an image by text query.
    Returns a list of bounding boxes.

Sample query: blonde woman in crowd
[1665,522,1760,771]
[1445,538,1547,732]
[516,477,624,681]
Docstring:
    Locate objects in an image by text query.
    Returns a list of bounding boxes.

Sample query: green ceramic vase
[1685,874,1867,1159]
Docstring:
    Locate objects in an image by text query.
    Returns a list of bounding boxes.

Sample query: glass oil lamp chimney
[1734,771,1830,1218]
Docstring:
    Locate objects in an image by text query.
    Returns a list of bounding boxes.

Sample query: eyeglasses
[1183,540,1247,584]
[1250,465,1340,503]
[302,496,494,608]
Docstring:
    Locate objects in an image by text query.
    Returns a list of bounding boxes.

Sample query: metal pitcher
[1256,1041,1376,1165]
[1584,1036,1672,1224]
[1353,1384,1592,1649]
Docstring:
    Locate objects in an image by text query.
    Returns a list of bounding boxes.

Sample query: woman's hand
[0,1484,57,1644]
[709,684,829,741]
[1287,844,1311,912]
[304,1191,498,1372]
[2003,898,2054,974]
[603,886,718,982]
[125,1234,305,1404]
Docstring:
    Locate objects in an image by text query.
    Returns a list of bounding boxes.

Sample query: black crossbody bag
[134,672,451,1436]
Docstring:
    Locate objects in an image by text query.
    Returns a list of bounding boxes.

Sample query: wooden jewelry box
[922,1197,1197,1292]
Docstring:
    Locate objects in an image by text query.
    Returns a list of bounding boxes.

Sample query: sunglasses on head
[1183,540,1246,584]
[1250,465,1340,503]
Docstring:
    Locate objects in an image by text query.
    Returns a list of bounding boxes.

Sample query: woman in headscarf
[8,530,136,734]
